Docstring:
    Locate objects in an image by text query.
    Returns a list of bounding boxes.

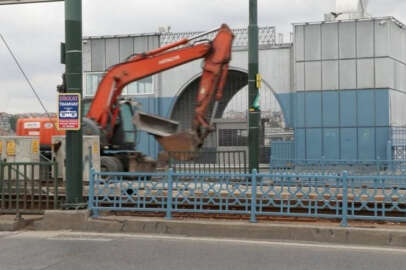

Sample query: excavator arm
[86,24,234,154]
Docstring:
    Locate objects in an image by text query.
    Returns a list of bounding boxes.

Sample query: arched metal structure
[170,69,287,149]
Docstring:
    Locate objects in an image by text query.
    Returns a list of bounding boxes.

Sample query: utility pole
[65,0,83,204]
[248,0,260,172]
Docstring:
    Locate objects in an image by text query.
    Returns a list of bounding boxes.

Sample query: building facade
[82,16,406,162]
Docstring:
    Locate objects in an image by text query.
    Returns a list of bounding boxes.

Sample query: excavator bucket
[133,112,201,161]
[134,112,179,137]
[156,131,201,161]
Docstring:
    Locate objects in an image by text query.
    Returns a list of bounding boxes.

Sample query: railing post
[53,162,59,209]
[166,168,173,220]
[387,140,393,172]
[88,168,98,217]
[0,161,3,210]
[250,169,257,223]
[340,171,348,227]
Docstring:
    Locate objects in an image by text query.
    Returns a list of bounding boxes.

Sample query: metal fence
[391,127,406,160]
[168,150,247,174]
[88,168,406,226]
[0,161,62,216]
[270,159,406,175]
[161,26,277,48]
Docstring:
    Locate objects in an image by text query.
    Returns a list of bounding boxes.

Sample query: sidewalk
[1,210,404,248]
[0,215,42,231]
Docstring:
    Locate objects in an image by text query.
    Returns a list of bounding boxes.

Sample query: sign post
[248,0,260,172]
[64,0,83,205]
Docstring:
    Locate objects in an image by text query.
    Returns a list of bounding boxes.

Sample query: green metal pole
[65,0,83,204]
[248,0,260,172]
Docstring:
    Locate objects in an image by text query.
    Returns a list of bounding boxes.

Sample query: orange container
[16,118,65,146]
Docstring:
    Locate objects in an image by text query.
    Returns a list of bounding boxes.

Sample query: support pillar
[65,0,83,204]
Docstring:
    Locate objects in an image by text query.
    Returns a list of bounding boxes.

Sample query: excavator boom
[86,24,234,158]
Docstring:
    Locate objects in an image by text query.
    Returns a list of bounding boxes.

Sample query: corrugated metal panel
[295,62,305,91]
[357,90,374,126]
[339,60,356,89]
[375,90,389,126]
[324,128,339,159]
[341,128,357,160]
[323,91,339,127]
[294,25,304,61]
[134,36,149,53]
[339,22,356,59]
[340,90,357,127]
[82,40,91,72]
[374,19,390,57]
[394,61,406,91]
[376,127,389,159]
[390,90,406,126]
[390,21,403,61]
[295,92,305,128]
[295,128,306,159]
[402,25,406,64]
[304,24,321,61]
[358,128,375,160]
[357,59,374,88]
[148,36,159,50]
[306,128,322,159]
[91,39,106,71]
[136,97,158,159]
[322,23,338,60]
[119,37,133,62]
[105,39,120,68]
[322,60,339,90]
[305,92,321,127]
[375,57,394,88]
[357,21,374,58]
[305,61,321,90]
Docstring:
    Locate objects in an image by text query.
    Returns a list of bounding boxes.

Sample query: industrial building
[81,1,406,163]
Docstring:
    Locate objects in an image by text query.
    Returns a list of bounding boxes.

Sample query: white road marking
[47,237,113,242]
[6,231,406,253]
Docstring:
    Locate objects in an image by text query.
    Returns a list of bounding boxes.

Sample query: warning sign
[58,93,81,130]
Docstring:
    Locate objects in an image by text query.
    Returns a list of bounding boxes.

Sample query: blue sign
[57,93,81,130]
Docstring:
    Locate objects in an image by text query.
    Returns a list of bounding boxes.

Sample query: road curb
[26,210,406,248]
[0,216,34,232]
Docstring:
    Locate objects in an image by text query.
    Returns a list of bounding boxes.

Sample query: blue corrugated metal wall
[293,89,389,160]
[135,97,175,159]
[277,89,390,161]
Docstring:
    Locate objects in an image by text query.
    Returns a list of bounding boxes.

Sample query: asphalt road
[0,231,405,270]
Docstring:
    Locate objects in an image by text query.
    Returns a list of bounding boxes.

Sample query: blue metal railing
[88,168,406,226]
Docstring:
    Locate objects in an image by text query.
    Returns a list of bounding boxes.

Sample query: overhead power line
[0,33,52,118]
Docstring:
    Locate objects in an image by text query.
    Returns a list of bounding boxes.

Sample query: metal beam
[0,0,63,5]
[248,0,260,172]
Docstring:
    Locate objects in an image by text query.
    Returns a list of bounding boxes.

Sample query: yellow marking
[32,140,40,154]
[6,141,16,156]
[256,74,262,89]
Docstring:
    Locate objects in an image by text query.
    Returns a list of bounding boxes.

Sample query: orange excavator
[17,24,234,171]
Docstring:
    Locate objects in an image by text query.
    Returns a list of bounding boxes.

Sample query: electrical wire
[0,33,52,120]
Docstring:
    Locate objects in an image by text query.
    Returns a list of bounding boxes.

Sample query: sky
[0,0,405,114]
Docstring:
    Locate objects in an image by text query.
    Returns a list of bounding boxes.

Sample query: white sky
[0,0,405,113]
